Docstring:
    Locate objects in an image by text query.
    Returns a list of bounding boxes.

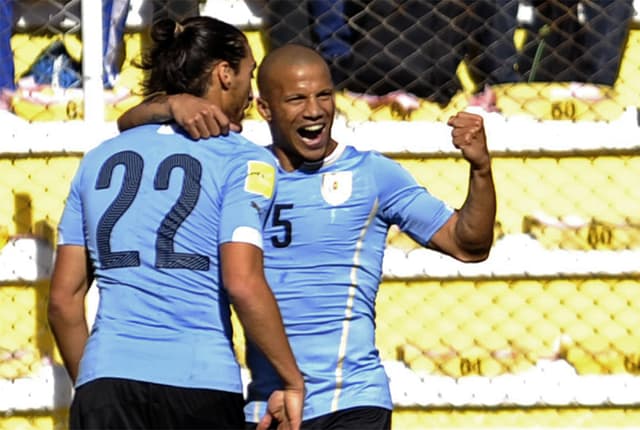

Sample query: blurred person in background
[103,0,131,89]
[520,0,634,90]
[48,16,303,430]
[465,0,523,111]
[259,0,352,89]
[257,1,523,115]
[0,0,132,94]
[118,43,497,430]
[344,0,468,110]
[256,0,464,114]
[0,0,14,110]
[346,0,523,114]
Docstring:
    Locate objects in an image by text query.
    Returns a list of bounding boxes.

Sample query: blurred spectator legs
[520,0,579,82]
[103,0,131,89]
[347,0,522,114]
[466,0,522,112]
[0,0,15,110]
[261,0,351,89]
[348,0,467,107]
[521,0,634,86]
[262,0,524,114]
[308,0,352,89]
[576,0,634,86]
[466,0,521,88]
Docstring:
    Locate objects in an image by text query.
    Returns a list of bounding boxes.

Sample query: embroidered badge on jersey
[321,171,352,206]
[245,160,275,198]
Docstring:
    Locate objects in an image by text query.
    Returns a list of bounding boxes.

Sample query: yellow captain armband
[244,160,275,199]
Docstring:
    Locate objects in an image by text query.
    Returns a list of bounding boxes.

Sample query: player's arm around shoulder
[430,111,497,262]
[117,93,239,139]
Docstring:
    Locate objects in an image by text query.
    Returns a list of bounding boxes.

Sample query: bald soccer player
[118,44,496,430]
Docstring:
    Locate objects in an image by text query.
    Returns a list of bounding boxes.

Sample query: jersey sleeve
[373,153,454,246]
[57,162,86,246]
[218,152,277,249]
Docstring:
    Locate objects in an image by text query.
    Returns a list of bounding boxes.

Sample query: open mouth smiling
[298,124,324,140]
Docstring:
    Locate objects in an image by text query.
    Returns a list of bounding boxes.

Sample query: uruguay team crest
[321,171,352,206]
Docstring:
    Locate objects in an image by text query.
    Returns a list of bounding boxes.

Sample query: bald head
[258,44,332,99]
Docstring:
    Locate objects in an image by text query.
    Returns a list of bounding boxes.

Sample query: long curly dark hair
[139,16,248,97]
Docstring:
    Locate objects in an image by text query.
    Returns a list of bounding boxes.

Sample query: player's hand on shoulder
[447,111,491,172]
[168,94,241,139]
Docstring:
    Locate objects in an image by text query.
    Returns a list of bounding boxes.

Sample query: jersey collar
[300,140,346,171]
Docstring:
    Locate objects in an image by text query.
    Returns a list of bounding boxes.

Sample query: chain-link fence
[1,1,640,429]
[2,1,639,122]
[259,0,640,122]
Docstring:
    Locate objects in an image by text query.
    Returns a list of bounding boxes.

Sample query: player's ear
[216,61,233,90]
[256,96,271,121]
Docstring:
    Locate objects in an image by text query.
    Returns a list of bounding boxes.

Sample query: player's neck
[273,140,342,172]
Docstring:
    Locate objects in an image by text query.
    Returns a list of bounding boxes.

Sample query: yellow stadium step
[335,81,633,123]
[495,82,628,121]
[396,341,537,378]
[566,334,640,375]
[523,213,640,250]
[11,86,142,122]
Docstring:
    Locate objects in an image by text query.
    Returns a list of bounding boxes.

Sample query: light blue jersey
[58,124,277,393]
[245,143,453,421]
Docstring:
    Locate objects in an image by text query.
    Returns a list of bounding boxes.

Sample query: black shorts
[245,406,392,430]
[70,377,245,430]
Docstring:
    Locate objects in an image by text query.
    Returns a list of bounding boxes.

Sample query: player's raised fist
[447,111,491,172]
